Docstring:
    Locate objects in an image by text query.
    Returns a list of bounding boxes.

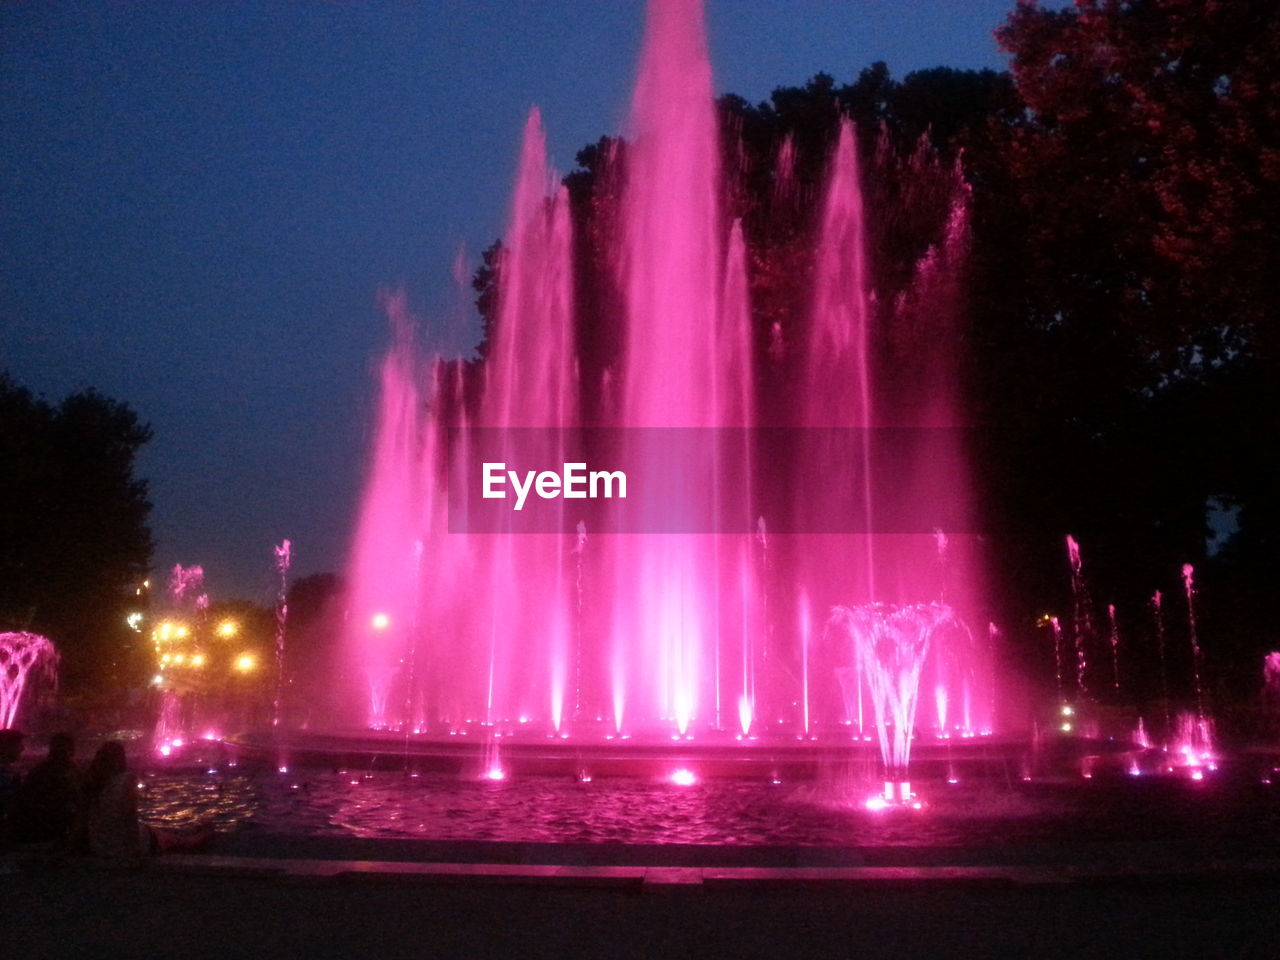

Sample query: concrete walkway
[152,851,1280,890]
[6,858,1279,960]
[5,839,1280,960]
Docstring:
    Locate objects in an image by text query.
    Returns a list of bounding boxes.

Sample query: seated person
[82,741,212,861]
[83,741,146,859]
[11,732,81,846]
[0,729,24,847]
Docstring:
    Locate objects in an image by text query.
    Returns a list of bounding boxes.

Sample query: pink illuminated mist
[339,0,988,762]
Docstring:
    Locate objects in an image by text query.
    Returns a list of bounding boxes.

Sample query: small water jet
[829,603,963,804]
[1182,564,1207,727]
[272,539,291,729]
[1065,535,1092,698]
[1152,589,1172,733]
[1106,602,1121,694]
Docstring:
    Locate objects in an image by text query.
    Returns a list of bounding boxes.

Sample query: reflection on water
[140,774,258,832]
[138,764,1280,848]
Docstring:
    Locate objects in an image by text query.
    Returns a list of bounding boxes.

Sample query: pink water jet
[0,631,57,728]
[830,602,962,797]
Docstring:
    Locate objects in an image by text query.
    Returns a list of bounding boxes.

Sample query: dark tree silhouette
[976,0,1280,696]
[0,372,153,694]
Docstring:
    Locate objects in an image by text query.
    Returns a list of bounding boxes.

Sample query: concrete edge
[145,854,1280,890]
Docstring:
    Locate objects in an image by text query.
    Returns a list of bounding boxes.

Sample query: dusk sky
[2,1,1039,603]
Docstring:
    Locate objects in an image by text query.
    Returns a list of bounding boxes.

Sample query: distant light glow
[371,613,390,631]
[484,767,506,781]
[235,654,256,672]
[670,768,697,786]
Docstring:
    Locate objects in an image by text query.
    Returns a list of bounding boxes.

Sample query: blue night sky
[2,1,1033,602]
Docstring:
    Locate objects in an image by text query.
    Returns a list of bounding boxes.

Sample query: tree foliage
[994,0,1280,377]
[0,372,153,693]
[978,0,1280,689]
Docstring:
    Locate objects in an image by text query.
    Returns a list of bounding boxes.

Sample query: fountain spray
[273,539,291,729]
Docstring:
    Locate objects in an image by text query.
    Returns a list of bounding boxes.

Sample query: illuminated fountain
[829,603,963,806]
[338,0,987,762]
[0,631,57,729]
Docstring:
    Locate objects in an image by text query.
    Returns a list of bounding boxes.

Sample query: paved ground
[4,846,1279,960]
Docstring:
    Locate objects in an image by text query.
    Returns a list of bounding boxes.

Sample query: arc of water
[0,632,57,728]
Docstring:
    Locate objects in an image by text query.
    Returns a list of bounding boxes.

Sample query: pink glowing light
[484,767,506,782]
[737,695,753,737]
[670,768,697,786]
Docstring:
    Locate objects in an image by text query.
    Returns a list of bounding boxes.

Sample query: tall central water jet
[611,0,727,735]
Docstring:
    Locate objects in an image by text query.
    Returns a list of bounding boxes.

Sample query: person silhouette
[82,741,145,860]
[81,741,214,860]
[0,729,24,848]
[11,732,81,846]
